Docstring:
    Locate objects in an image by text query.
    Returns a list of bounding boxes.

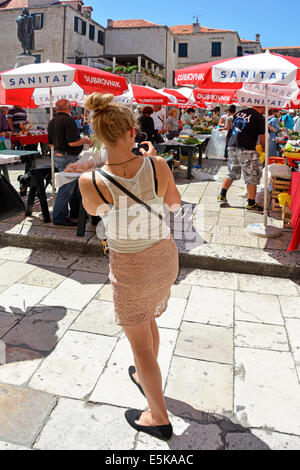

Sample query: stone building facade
[0,0,105,71]
[170,22,262,72]
[104,19,177,88]
[262,46,300,58]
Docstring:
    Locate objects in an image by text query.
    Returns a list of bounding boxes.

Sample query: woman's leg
[123,320,170,427]
[133,317,160,385]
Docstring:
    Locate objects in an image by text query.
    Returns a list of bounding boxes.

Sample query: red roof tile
[170,24,235,34]
[112,19,160,28]
[262,46,300,50]
[0,0,28,9]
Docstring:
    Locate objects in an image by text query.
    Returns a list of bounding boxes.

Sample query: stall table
[10,134,48,147]
[0,149,39,182]
[161,135,211,179]
[287,172,300,252]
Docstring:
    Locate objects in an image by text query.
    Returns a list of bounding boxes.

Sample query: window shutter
[82,20,87,36]
[74,16,79,33]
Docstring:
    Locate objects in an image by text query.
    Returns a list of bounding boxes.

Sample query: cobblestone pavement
[0,246,300,450]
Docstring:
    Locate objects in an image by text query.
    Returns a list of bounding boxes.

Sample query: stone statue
[17,8,35,56]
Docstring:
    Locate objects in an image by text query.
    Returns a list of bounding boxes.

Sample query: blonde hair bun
[85,93,114,113]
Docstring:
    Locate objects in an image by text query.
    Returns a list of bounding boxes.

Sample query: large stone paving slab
[29,330,117,399]
[237,274,299,296]
[70,300,122,337]
[250,429,300,450]
[70,257,109,274]
[184,286,234,327]
[90,329,178,409]
[19,266,72,289]
[41,271,108,311]
[0,383,56,447]
[27,250,79,269]
[0,261,36,289]
[225,432,271,450]
[3,306,80,353]
[0,312,22,338]
[0,284,51,315]
[136,419,223,450]
[285,318,300,381]
[235,321,289,352]
[234,348,300,435]
[235,291,283,325]
[279,296,300,320]
[177,269,238,290]
[165,356,233,415]
[0,247,32,263]
[34,398,136,450]
[0,441,30,450]
[175,322,233,365]
[157,297,187,330]
[0,347,43,386]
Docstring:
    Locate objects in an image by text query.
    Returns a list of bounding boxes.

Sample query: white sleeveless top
[97,157,171,254]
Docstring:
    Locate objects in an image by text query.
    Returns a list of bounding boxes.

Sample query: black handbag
[0,173,25,222]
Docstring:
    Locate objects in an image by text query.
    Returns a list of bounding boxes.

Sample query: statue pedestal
[15,54,36,68]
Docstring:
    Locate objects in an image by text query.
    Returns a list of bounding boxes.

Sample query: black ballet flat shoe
[125,409,173,441]
[128,366,145,397]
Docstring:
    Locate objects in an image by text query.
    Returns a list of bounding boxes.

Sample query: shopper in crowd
[218,105,236,161]
[152,105,167,144]
[293,113,300,133]
[73,114,83,132]
[268,109,280,157]
[48,99,93,227]
[218,106,265,212]
[166,108,179,140]
[281,109,295,131]
[0,107,9,136]
[182,108,195,130]
[80,93,180,442]
[7,105,28,133]
[137,106,156,144]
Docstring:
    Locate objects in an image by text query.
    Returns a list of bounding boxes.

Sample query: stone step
[0,228,299,280]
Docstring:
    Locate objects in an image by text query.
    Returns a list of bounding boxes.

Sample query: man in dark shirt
[217,106,265,212]
[48,99,93,226]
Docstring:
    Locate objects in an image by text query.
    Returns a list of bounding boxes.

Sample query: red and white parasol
[0,62,128,200]
[175,50,300,238]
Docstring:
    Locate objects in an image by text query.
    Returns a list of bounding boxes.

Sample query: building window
[89,24,95,41]
[33,54,41,64]
[173,40,176,54]
[237,46,243,57]
[244,50,255,55]
[178,43,188,58]
[75,57,83,65]
[98,30,104,45]
[74,17,87,36]
[32,13,44,30]
[212,42,222,57]
[172,70,175,86]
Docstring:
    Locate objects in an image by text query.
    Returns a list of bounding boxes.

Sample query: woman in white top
[79,93,181,441]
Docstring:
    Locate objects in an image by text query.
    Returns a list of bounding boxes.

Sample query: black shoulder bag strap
[97,166,163,221]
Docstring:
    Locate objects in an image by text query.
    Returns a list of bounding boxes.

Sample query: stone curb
[1,231,299,280]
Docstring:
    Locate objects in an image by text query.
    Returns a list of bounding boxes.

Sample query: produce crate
[272,177,291,212]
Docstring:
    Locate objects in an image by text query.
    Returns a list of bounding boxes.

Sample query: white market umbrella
[0,61,128,203]
[175,50,300,238]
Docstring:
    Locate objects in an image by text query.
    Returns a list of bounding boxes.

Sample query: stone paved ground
[0,246,300,450]
[2,155,299,263]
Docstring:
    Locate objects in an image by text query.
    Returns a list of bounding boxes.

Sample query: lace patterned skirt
[109,237,179,327]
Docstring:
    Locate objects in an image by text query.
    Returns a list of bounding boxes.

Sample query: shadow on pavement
[0,305,67,364]
[165,397,271,451]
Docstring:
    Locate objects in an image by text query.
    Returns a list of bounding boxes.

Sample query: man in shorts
[217,106,265,212]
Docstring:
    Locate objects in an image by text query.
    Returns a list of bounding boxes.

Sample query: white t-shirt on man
[152,108,166,131]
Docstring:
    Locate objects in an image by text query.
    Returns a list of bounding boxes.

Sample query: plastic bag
[268,163,292,180]
[256,189,271,209]
[205,129,227,158]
